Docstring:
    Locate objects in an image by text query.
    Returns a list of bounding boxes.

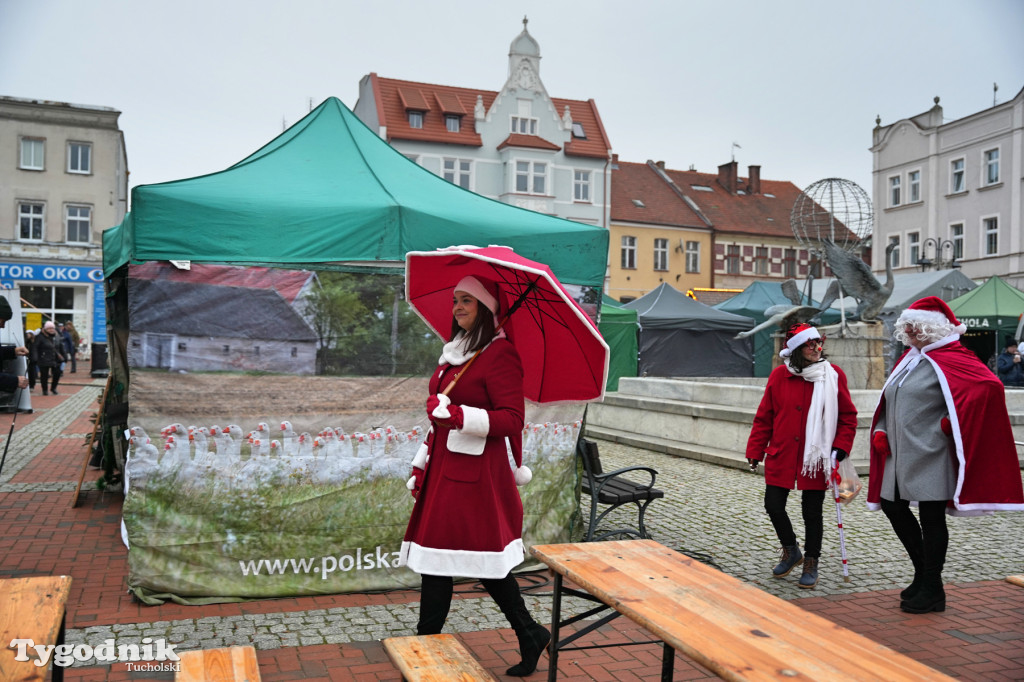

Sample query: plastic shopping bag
[834,457,862,504]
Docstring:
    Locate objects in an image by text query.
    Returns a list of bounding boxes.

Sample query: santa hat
[779,323,822,358]
[454,276,499,315]
[900,296,967,335]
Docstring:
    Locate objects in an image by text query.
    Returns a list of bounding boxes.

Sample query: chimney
[747,165,761,194]
[717,161,738,194]
[656,160,665,170]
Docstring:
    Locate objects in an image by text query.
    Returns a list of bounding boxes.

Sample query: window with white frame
[67,142,91,174]
[754,246,768,275]
[983,148,1000,185]
[444,115,461,133]
[908,232,920,266]
[18,202,44,241]
[621,236,636,269]
[888,235,900,268]
[783,248,796,278]
[653,239,668,271]
[950,157,965,193]
[20,138,44,170]
[408,111,423,129]
[442,158,471,189]
[983,216,998,256]
[510,116,537,135]
[889,175,901,207]
[514,160,546,194]
[726,244,740,274]
[950,223,964,260]
[685,241,700,273]
[66,204,91,243]
[908,170,921,203]
[573,170,591,202]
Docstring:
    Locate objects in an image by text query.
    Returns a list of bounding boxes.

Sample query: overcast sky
[2,0,1022,214]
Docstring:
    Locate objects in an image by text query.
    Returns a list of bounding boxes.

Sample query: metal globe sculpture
[790,178,873,255]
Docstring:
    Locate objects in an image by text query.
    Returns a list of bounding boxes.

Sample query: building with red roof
[354,19,612,231]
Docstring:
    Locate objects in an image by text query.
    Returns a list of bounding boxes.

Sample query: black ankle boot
[506,622,551,677]
[900,579,945,613]
[900,573,924,602]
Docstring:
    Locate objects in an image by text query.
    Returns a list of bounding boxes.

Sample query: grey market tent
[715,281,840,377]
[624,283,754,377]
[599,295,638,391]
[103,97,607,288]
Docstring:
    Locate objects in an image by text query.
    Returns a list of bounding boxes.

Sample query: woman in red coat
[746,323,858,588]
[399,275,549,677]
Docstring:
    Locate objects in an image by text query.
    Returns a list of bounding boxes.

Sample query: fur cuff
[410,442,428,469]
[406,474,417,491]
[459,406,489,437]
[514,465,533,486]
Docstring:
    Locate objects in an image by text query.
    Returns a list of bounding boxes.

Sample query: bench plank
[383,634,496,682]
[533,540,953,681]
[0,576,73,682]
[176,645,261,682]
[1007,575,1024,588]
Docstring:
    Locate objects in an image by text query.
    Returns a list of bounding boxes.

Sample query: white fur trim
[779,327,821,358]
[410,442,428,469]
[406,474,417,491]
[514,465,533,486]
[399,539,525,579]
[459,405,490,437]
[431,393,452,419]
[455,276,498,314]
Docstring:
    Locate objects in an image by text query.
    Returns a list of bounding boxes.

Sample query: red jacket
[746,362,858,490]
[400,339,526,578]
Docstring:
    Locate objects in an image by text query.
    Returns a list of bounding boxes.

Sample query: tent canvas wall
[101,97,609,603]
[624,283,754,377]
[599,294,638,391]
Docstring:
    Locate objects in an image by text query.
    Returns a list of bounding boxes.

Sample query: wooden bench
[578,437,664,541]
[383,634,497,681]
[0,575,73,682]
[176,645,261,682]
[532,540,955,681]
[1007,575,1024,588]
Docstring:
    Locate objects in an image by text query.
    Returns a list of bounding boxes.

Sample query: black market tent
[714,281,840,377]
[623,283,754,377]
[948,276,1024,363]
[599,294,638,391]
[102,97,607,288]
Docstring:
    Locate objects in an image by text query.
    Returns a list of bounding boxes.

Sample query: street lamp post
[917,238,959,271]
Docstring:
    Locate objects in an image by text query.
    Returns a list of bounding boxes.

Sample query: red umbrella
[405,245,609,403]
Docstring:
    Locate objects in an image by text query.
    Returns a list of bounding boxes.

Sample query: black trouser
[764,485,825,558]
[27,362,37,389]
[418,573,534,636]
[880,496,948,579]
[38,365,60,393]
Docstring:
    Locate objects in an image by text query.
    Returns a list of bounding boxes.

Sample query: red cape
[868,338,1024,515]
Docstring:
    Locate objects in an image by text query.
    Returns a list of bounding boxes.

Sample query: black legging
[38,365,61,393]
[418,573,531,636]
[880,496,948,576]
[764,485,826,558]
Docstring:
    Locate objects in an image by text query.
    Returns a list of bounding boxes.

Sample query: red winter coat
[746,362,858,490]
[400,339,526,579]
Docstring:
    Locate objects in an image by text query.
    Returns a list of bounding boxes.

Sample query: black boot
[772,544,803,577]
[482,575,550,676]
[901,503,947,613]
[900,551,924,602]
[881,497,926,603]
[900,573,945,613]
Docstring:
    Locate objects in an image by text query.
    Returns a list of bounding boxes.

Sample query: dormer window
[571,122,587,139]
[445,115,461,133]
[408,111,424,129]
[511,116,537,135]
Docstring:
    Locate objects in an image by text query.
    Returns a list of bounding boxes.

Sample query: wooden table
[0,576,73,682]
[531,540,953,681]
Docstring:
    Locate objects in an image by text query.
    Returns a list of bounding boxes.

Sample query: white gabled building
[870,86,1023,288]
[354,19,612,230]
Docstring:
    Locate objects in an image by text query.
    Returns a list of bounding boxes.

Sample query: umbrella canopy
[406,246,609,403]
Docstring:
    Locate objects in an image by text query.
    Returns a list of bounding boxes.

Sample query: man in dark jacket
[0,297,29,393]
[996,339,1024,387]
[31,321,65,395]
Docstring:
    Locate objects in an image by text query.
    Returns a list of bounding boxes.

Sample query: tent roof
[623,283,754,331]
[800,269,978,317]
[948,276,1024,330]
[103,97,608,287]
[713,280,841,325]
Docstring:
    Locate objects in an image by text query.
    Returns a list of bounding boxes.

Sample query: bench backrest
[577,437,603,476]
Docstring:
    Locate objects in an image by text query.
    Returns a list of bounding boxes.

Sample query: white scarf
[785,359,839,477]
[438,329,506,367]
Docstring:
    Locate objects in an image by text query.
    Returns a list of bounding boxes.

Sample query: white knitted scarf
[785,359,839,477]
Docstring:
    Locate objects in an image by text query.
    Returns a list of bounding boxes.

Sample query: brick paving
[0,383,1022,680]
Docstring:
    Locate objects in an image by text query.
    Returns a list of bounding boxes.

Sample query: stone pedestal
[773,321,889,390]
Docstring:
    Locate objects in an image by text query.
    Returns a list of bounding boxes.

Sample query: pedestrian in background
[64,320,81,373]
[23,329,37,390]
[746,323,858,589]
[31,321,65,396]
[57,323,75,374]
[996,338,1023,387]
[868,297,1024,614]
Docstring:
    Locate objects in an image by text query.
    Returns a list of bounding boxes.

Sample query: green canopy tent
[103,97,607,286]
[948,276,1024,364]
[714,281,840,377]
[599,294,638,391]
